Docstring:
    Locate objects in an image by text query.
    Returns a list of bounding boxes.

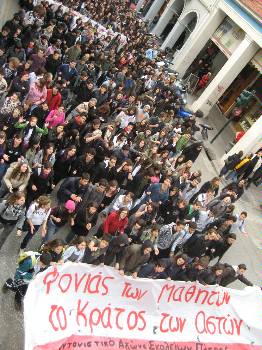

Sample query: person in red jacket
[103,207,128,237]
[46,86,62,111]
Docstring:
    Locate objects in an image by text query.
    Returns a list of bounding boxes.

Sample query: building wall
[0,0,19,30]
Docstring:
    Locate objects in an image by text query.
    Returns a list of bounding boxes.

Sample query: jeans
[42,219,59,243]
[225,171,238,182]
[219,165,229,177]
[0,181,9,198]
[0,223,15,250]
[20,225,41,249]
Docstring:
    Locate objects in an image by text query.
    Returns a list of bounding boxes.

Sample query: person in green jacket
[14,116,48,148]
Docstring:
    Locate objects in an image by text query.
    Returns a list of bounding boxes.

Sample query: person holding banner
[62,236,87,262]
[119,240,154,277]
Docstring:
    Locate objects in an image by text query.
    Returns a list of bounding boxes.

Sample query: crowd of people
[0,0,258,310]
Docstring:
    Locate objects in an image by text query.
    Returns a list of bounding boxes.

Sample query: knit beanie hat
[64,200,76,212]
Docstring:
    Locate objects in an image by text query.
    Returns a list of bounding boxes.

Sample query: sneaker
[14,299,22,311]
[2,283,9,294]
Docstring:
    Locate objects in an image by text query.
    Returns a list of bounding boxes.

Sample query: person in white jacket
[62,236,87,262]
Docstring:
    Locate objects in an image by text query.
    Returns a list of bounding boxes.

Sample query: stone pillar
[171,9,226,77]
[222,116,262,160]
[161,20,184,50]
[191,35,259,116]
[0,0,19,29]
[144,0,165,23]
[152,2,176,36]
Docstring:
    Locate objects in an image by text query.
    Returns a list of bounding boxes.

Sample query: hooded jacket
[119,241,153,273]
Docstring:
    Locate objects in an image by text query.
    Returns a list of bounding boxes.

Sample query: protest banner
[24,263,262,350]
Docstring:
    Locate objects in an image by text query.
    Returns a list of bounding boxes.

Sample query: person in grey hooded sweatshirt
[0,192,26,249]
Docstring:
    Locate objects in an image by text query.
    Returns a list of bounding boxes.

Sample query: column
[161,20,184,50]
[222,116,262,160]
[136,0,146,12]
[171,9,226,77]
[0,0,19,29]
[144,0,165,23]
[152,1,175,36]
[191,35,259,116]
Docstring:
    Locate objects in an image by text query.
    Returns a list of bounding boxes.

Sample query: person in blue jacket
[138,260,167,279]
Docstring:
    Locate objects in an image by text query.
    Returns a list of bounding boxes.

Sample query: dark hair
[98,179,108,188]
[85,148,96,156]
[240,211,247,217]
[6,191,25,205]
[81,172,90,181]
[40,252,52,266]
[72,236,86,246]
[227,233,237,240]
[238,264,247,270]
[155,260,166,269]
[42,239,65,253]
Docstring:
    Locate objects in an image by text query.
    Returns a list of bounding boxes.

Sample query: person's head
[142,240,154,255]
[118,207,129,220]
[80,173,90,186]
[19,160,29,173]
[177,199,186,208]
[11,92,20,102]
[92,118,101,130]
[224,215,236,226]
[29,116,38,127]
[237,264,247,275]
[154,260,166,273]
[223,196,231,205]
[42,162,52,175]
[211,177,220,187]
[193,200,201,211]
[226,233,237,245]
[39,252,52,269]
[67,146,77,157]
[69,61,76,68]
[188,221,197,234]
[0,131,6,144]
[56,124,64,133]
[64,200,76,213]
[100,235,111,249]
[239,211,247,220]
[45,143,54,155]
[175,221,185,233]
[133,219,145,231]
[109,156,117,168]
[44,238,65,255]
[37,195,51,210]
[21,72,29,81]
[162,177,171,190]
[87,202,98,214]
[212,263,225,276]
[206,228,218,241]
[97,179,108,193]
[124,192,134,202]
[175,253,188,266]
[8,192,26,206]
[13,134,23,146]
[73,236,87,250]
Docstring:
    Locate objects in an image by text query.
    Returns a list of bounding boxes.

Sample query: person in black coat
[57,174,90,203]
[53,146,77,184]
[65,202,98,242]
[220,179,245,202]
[138,260,167,279]
[92,156,117,183]
[185,260,209,283]
[161,254,188,281]
[26,162,53,205]
[71,149,96,177]
[219,151,243,177]
[181,141,203,163]
[220,263,253,287]
[198,264,225,285]
[209,233,236,262]
[182,229,219,260]
[104,233,130,267]
[190,177,220,204]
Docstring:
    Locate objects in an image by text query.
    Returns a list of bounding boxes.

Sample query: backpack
[18,251,41,267]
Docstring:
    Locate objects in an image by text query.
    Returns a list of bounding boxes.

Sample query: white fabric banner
[24,263,262,350]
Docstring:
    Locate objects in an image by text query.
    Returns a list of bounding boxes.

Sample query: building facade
[137,0,262,157]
